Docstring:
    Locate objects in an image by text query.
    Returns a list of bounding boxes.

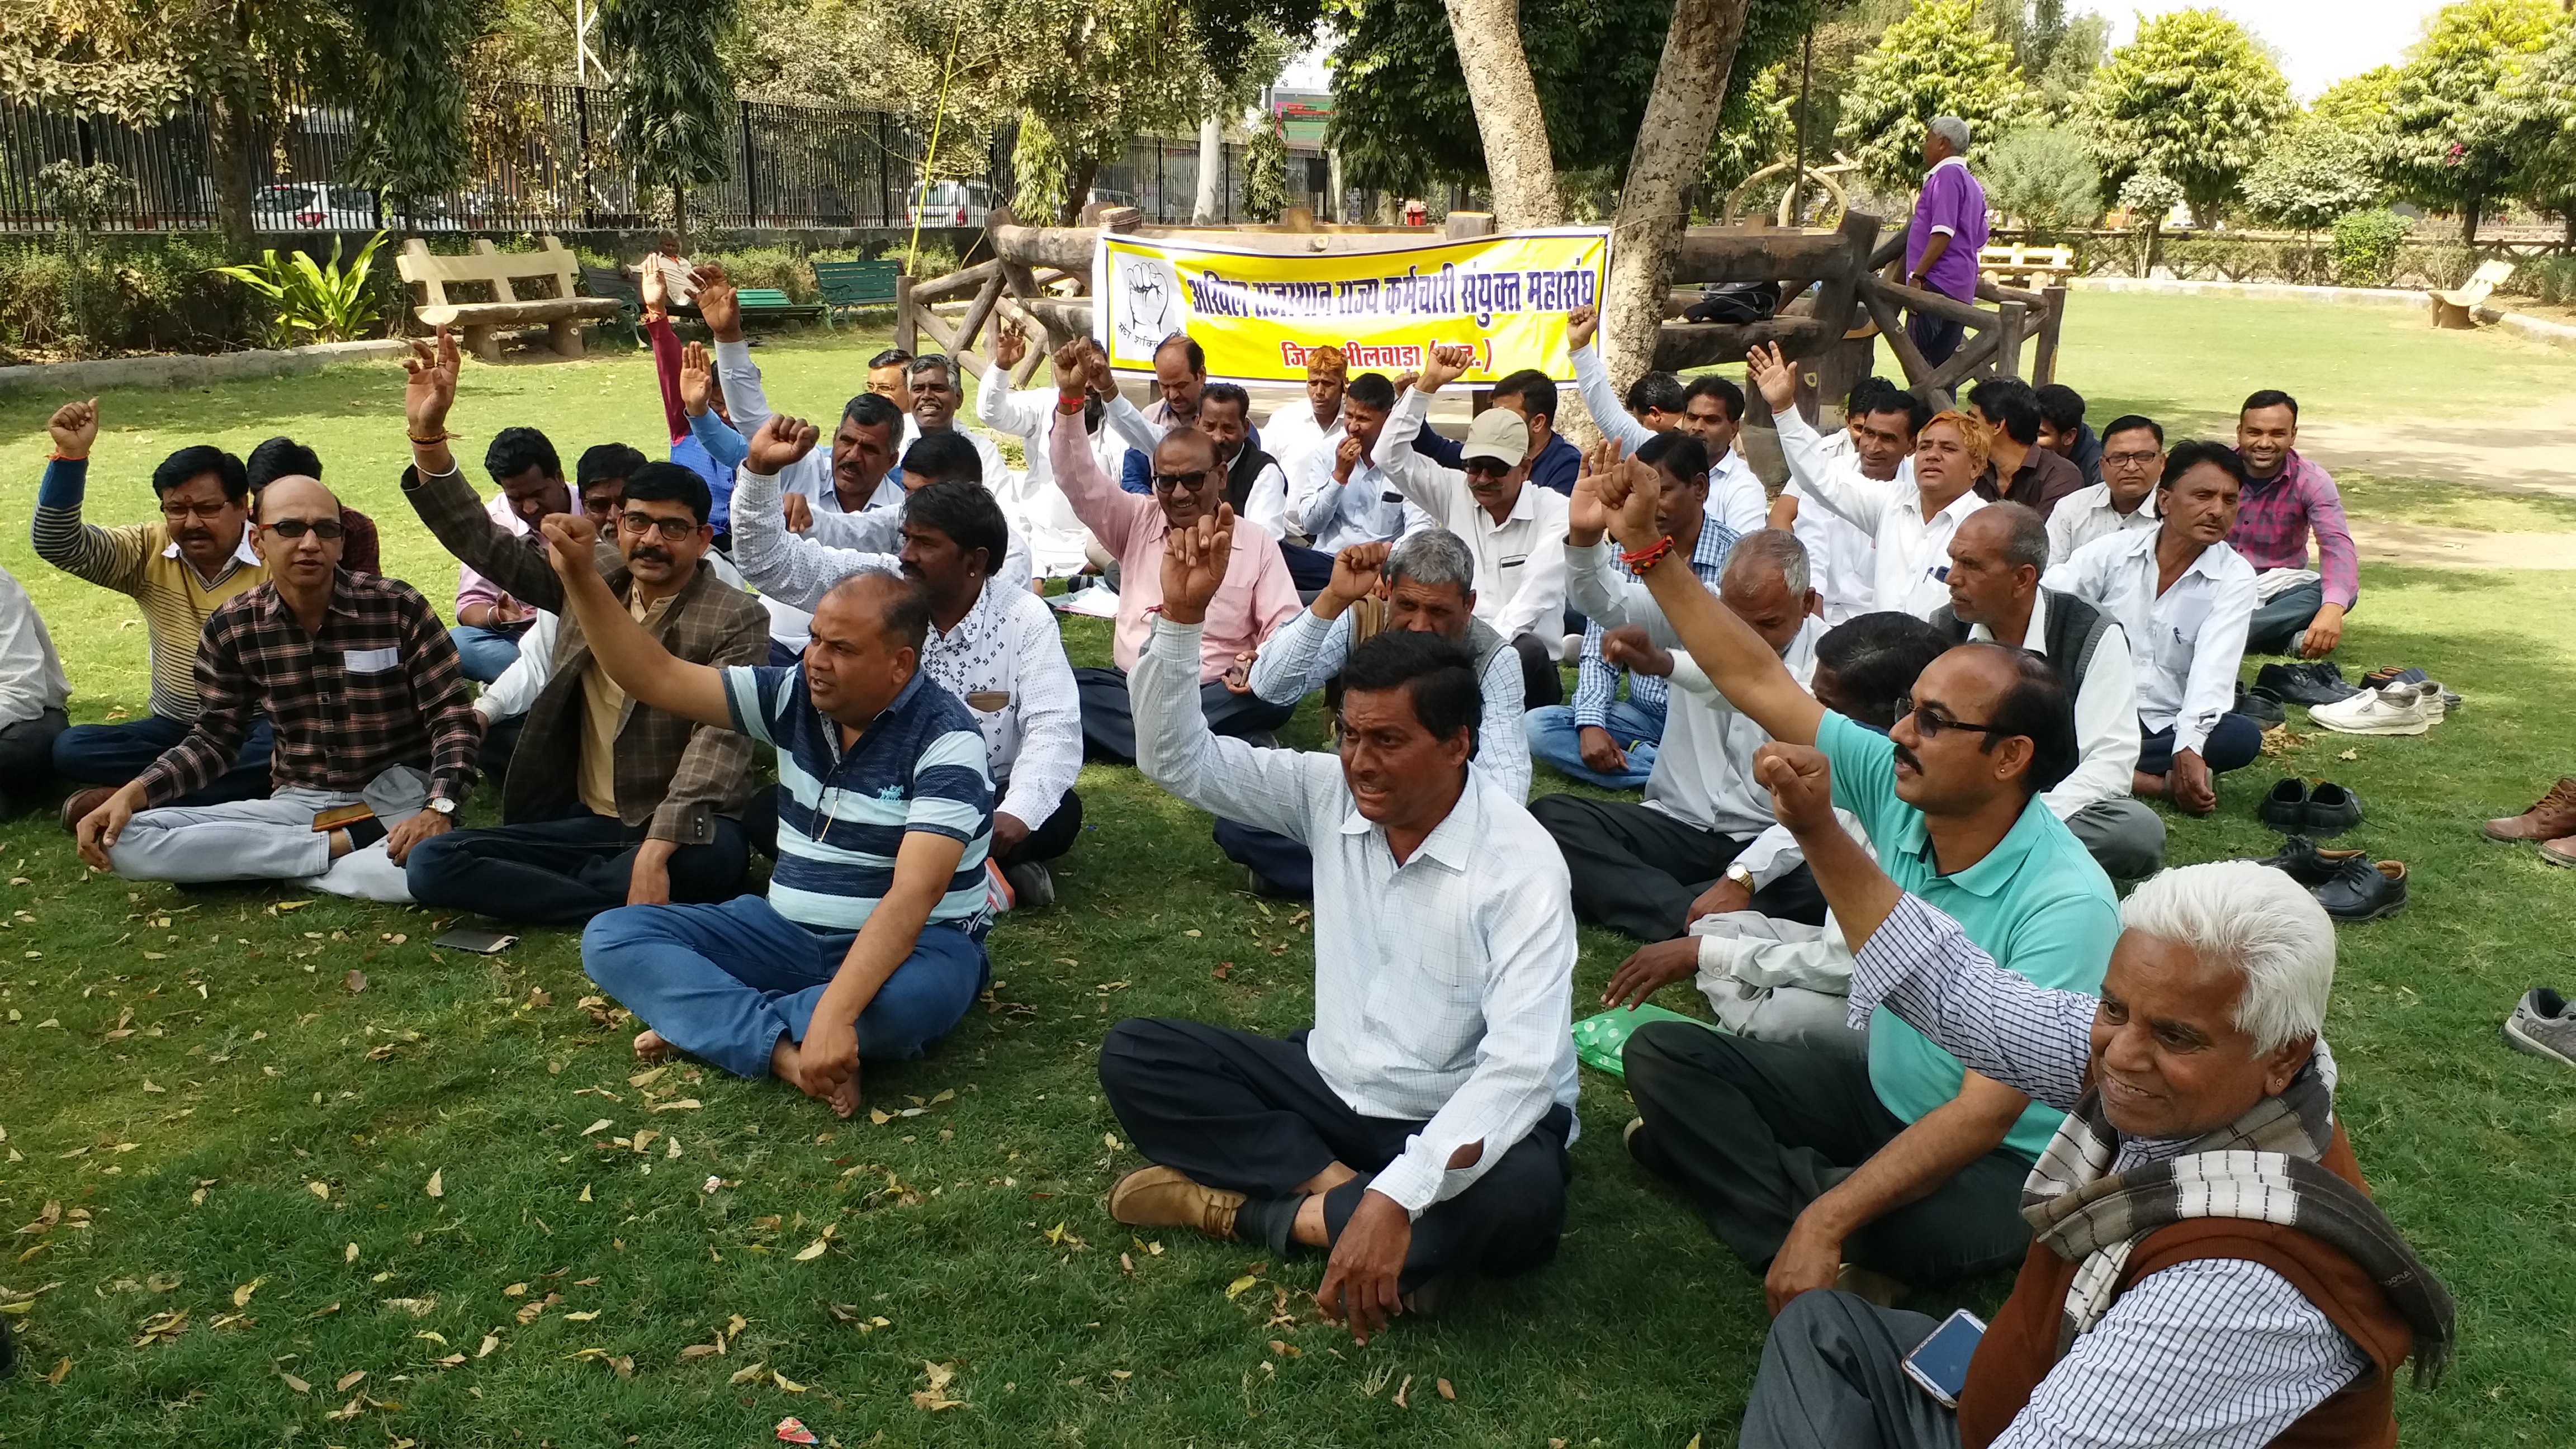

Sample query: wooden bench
[396,236,621,362]
[814,259,901,325]
[2431,258,2515,329]
[1978,242,2076,290]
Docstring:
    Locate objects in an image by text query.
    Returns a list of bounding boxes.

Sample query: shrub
[1978,128,2102,237]
[2330,209,2412,287]
[0,239,269,360]
[2504,254,2576,305]
[2392,242,2474,291]
[207,231,391,345]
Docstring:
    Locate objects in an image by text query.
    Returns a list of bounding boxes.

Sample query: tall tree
[348,0,481,226]
[599,0,740,248]
[2079,8,2290,226]
[2500,15,2576,240]
[1442,0,1566,226]
[2384,0,2562,243]
[1835,0,2028,192]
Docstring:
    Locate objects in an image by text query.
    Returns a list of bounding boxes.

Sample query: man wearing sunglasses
[396,329,769,925]
[35,400,278,818]
[73,475,480,902]
[1583,445,2120,1309]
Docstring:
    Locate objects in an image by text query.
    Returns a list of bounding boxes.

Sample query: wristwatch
[428,797,457,816]
[1724,862,1755,891]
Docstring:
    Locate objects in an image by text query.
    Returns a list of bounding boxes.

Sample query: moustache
[1892,742,1922,773]
[632,546,671,565]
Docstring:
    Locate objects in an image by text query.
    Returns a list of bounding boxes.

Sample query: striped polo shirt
[722,665,993,934]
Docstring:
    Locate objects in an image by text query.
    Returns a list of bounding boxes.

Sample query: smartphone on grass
[1901,1307,1986,1409]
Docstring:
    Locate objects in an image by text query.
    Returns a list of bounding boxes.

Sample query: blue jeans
[2243,580,2326,656]
[51,713,274,804]
[2139,713,2265,777]
[450,623,530,684]
[582,896,989,1081]
[1526,700,1664,790]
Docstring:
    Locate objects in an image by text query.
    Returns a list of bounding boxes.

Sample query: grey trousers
[109,786,418,902]
[2062,797,2165,880]
[2244,579,2325,656]
[1739,1289,1961,1449]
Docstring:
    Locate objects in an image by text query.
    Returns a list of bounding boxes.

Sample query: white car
[252,182,381,231]
[906,179,993,229]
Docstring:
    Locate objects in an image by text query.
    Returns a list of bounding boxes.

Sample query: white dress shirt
[2046,530,2258,757]
[1228,446,1296,543]
[1568,541,1824,839]
[1295,423,1420,552]
[1706,443,1768,538]
[2045,481,2162,567]
[1777,408,1988,620]
[1801,428,1905,623]
[1261,397,1338,520]
[1964,589,2142,819]
[1570,342,1766,534]
[1376,387,1570,642]
[1133,615,1580,1216]
[1246,607,1532,801]
[973,378,1111,577]
[712,337,906,647]
[729,463,1031,652]
[0,564,69,724]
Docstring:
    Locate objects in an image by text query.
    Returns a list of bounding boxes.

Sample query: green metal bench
[734,287,825,327]
[813,259,901,326]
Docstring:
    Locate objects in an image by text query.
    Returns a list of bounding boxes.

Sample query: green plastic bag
[1571,1003,1716,1078]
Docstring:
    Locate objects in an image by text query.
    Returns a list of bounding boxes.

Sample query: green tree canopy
[2241,117,2386,231]
[2078,8,2290,226]
[600,0,741,242]
[2311,65,2400,132]
[2385,0,2563,241]
[1978,124,2099,234]
[1835,0,2028,192]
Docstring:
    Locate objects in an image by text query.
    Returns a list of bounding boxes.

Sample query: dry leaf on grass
[1437,1377,1456,1400]
[1393,1374,1413,1409]
[233,1277,264,1308]
[280,1371,311,1394]
[334,1370,366,1392]
[344,970,367,994]
[793,1239,828,1262]
[425,1168,443,1199]
[911,1360,965,1411]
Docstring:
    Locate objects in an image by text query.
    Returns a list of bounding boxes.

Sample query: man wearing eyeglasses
[34,400,277,819]
[1581,445,2119,1307]
[72,473,480,902]
[396,329,769,924]
[2044,415,2165,567]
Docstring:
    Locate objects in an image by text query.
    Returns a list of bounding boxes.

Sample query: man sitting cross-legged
[400,364,769,925]
[2047,440,2262,820]
[556,518,996,1120]
[35,401,276,816]
[1046,338,1301,763]
[729,414,1083,908]
[73,476,478,902]
[1736,795,2452,1448]
[1931,503,2163,879]
[2232,389,2357,659]
[1100,506,1579,1341]
[1588,446,2118,1300]
[1221,531,1532,898]
[2043,413,2162,566]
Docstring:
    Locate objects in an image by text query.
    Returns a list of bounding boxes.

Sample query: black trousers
[1509,632,1564,709]
[1624,1021,2032,1282]
[1213,817,1313,898]
[1097,1017,1573,1292]
[1074,665,1296,764]
[403,810,751,926]
[0,707,67,817]
[1530,793,1826,941]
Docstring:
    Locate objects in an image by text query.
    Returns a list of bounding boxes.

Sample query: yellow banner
[1091,228,1611,385]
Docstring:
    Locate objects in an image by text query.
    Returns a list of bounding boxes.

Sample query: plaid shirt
[1571,513,1739,730]
[2227,449,2357,609]
[400,463,767,844]
[136,570,480,808]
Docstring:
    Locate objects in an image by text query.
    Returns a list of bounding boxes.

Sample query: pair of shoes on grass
[2309,679,2449,736]
[2482,776,2576,868]
[2248,835,2407,924]
[2258,778,2362,837]
[2505,988,2576,1069]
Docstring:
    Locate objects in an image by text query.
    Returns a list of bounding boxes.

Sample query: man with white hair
[1903,116,1988,367]
[1736,744,2454,1449]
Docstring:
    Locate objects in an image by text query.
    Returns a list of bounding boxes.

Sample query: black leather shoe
[2255,662,2357,706]
[2362,666,2426,690]
[2305,782,2364,837]
[2251,834,2367,887]
[2235,685,2287,728]
[2313,855,2407,923]
[2258,778,2310,831]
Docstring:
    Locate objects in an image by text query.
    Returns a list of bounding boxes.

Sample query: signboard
[1091,227,1612,386]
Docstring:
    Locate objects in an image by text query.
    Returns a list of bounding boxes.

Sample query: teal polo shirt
[1818,711,2120,1161]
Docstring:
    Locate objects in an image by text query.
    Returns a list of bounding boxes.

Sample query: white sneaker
[1559,632,1584,665]
[2309,682,2431,736]
[2418,681,2448,724]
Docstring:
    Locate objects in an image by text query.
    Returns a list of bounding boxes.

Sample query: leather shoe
[2253,661,2357,706]
[1108,1165,1246,1240]
[2305,782,2363,837]
[2257,778,2310,832]
[2312,855,2407,923]
[2485,777,2576,843]
[2234,685,2286,728]
[58,785,113,834]
[2250,834,2367,887]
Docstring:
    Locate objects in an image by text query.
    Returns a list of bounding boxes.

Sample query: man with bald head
[557,528,998,1120]
[1587,449,2118,1300]
[72,474,480,902]
[1045,338,1301,763]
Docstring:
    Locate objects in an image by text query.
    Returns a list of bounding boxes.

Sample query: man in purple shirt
[2230,390,2357,657]
[1904,116,1988,367]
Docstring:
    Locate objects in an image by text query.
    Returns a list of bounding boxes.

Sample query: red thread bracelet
[1620,535,1678,570]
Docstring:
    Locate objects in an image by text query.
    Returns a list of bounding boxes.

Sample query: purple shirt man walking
[1903,116,1988,367]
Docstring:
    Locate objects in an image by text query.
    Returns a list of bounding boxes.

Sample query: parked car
[1086,187,1138,211]
[907,179,993,229]
[252,182,380,231]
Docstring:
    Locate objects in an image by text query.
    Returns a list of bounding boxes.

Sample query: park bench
[814,259,901,325]
[396,235,621,362]
[2431,258,2516,329]
[732,287,825,327]
[579,263,643,332]
[1978,241,2076,290]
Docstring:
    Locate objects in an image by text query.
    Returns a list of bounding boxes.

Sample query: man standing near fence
[1903,117,1987,368]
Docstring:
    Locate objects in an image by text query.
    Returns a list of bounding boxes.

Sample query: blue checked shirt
[1570,512,1740,731]
[722,665,995,934]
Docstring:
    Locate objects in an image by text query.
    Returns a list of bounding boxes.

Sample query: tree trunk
[672,178,689,256]
[207,94,257,253]
[1193,116,1223,224]
[1598,0,1756,395]
[1442,0,1562,228]
[1064,155,1101,226]
[2461,197,2480,247]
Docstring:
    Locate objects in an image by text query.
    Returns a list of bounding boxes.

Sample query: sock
[343,816,389,850]
[1232,1194,1302,1258]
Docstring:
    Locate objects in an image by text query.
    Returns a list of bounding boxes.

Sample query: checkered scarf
[2021,1058,2455,1389]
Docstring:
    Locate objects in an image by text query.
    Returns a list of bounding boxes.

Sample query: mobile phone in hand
[1901,1307,1986,1409]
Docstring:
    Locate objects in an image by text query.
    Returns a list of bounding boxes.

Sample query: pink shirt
[456,492,532,614]
[1050,403,1299,679]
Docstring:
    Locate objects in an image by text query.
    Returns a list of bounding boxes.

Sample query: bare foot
[634,1029,677,1062]
[827,1069,861,1120]
[768,1035,862,1119]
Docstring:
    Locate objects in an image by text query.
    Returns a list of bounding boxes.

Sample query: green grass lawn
[2,300,2574,1446]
